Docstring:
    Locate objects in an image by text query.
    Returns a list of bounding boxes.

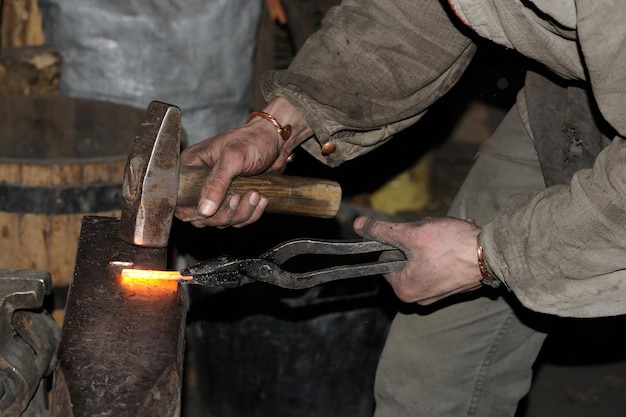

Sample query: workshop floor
[519,316,626,417]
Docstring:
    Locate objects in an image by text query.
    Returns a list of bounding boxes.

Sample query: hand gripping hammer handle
[120,100,343,248]
[177,165,342,219]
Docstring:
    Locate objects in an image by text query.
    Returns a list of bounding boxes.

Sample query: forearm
[261,0,476,166]
[482,137,626,317]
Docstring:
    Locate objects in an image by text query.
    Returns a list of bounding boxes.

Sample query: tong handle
[264,238,399,264]
[241,258,406,290]
[245,238,406,289]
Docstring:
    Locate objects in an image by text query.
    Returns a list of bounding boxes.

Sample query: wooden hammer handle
[177,165,342,218]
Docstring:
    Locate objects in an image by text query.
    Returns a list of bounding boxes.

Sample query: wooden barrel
[0,95,144,287]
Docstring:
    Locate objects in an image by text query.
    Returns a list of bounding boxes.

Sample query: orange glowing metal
[120,268,192,281]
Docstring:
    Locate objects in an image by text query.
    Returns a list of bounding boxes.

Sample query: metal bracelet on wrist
[477,232,502,289]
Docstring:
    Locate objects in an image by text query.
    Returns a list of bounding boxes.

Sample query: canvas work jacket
[261,0,626,317]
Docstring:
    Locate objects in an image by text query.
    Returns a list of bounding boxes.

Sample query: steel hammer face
[120,101,181,248]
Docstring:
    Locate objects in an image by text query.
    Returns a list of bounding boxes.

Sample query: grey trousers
[374,105,549,416]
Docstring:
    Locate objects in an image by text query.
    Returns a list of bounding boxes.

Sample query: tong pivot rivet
[258,264,272,278]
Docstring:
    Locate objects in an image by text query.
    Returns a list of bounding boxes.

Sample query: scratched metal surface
[51,216,186,417]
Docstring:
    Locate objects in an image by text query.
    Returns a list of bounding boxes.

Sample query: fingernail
[249,192,260,206]
[353,216,365,229]
[198,200,217,216]
[259,197,269,209]
[229,194,240,210]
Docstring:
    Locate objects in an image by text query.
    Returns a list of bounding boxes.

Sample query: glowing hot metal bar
[120,268,192,281]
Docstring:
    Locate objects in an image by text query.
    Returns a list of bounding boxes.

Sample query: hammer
[119,101,342,248]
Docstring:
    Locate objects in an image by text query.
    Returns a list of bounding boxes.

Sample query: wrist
[247,111,292,141]
[247,98,313,165]
[262,98,313,146]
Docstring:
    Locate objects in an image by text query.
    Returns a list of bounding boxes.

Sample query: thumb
[354,216,406,274]
[353,216,377,239]
[197,160,239,217]
[353,216,402,247]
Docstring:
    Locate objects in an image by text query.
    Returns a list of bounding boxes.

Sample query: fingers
[233,195,269,228]
[179,135,237,218]
[353,215,484,305]
[178,122,284,224]
[196,148,250,218]
[197,171,233,218]
[175,191,269,228]
[175,98,312,229]
[378,248,407,263]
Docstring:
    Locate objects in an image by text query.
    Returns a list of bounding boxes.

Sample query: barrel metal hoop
[0,183,122,214]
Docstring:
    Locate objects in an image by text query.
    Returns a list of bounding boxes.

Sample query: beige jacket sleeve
[483,137,626,317]
[261,0,476,166]
[480,1,626,317]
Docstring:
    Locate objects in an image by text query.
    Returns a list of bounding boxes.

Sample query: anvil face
[51,216,187,417]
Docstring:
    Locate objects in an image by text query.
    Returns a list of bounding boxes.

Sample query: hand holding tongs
[181,238,406,290]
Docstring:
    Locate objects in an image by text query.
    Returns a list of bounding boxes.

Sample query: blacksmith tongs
[181,238,406,290]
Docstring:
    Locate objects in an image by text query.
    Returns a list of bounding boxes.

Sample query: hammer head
[120,101,181,248]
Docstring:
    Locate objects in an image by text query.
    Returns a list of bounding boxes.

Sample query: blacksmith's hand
[353,216,483,305]
[175,98,312,228]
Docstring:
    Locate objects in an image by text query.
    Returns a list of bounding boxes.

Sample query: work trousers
[374,105,549,416]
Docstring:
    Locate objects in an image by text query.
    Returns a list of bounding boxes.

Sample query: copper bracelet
[477,232,502,288]
[247,111,292,140]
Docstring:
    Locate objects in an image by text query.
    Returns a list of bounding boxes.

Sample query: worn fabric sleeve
[482,137,626,317]
[261,0,476,166]
[480,1,626,318]
[576,0,626,137]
